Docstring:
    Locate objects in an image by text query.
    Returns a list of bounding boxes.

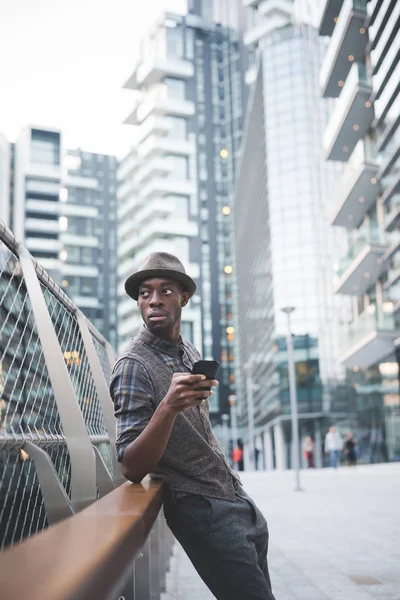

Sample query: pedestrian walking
[303,436,315,468]
[110,252,276,600]
[344,431,357,466]
[324,426,343,469]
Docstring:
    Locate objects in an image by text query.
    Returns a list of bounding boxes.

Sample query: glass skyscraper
[234,3,351,469]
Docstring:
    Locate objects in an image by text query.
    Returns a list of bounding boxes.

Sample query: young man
[110,252,276,600]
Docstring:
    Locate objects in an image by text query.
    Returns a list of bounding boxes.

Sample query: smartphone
[192,360,220,391]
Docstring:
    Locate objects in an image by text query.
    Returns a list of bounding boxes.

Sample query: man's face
[137,277,189,338]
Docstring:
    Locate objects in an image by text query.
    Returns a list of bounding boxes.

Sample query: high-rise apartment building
[13,126,64,280]
[118,4,244,422]
[60,150,118,348]
[318,0,400,462]
[233,1,350,469]
[10,126,118,348]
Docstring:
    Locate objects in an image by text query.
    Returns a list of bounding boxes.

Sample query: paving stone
[163,464,400,599]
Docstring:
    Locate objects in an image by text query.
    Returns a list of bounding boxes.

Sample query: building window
[31,129,60,166]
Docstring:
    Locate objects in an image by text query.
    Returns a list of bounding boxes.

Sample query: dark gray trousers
[163,484,276,600]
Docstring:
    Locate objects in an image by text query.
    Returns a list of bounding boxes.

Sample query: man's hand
[162,373,219,414]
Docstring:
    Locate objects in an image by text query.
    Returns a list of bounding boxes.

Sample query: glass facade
[234,23,354,469]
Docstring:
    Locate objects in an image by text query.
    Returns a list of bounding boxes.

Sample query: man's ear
[181,291,190,307]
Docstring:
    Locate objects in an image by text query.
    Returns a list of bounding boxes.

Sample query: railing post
[17,245,97,512]
[75,310,123,485]
[134,538,151,599]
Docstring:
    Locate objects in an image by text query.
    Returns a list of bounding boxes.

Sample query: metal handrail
[0,220,109,347]
[0,479,174,600]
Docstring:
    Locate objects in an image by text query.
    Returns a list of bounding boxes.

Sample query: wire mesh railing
[0,220,118,552]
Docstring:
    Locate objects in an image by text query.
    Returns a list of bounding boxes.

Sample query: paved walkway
[162,464,400,600]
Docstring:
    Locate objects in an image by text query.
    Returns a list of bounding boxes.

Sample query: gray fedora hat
[125,252,197,300]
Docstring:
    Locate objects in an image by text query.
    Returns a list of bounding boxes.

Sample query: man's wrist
[158,397,178,418]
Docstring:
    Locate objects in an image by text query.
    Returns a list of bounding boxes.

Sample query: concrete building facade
[118,3,245,423]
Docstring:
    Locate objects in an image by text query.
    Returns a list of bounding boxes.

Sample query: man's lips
[148,313,168,321]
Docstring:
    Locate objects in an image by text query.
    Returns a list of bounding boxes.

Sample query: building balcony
[61,233,98,248]
[318,0,345,36]
[339,304,397,368]
[38,257,62,272]
[334,230,387,295]
[72,296,100,309]
[61,264,99,278]
[323,64,374,161]
[132,198,175,227]
[118,191,143,222]
[136,116,168,145]
[123,57,194,90]
[320,0,368,98]
[25,218,60,234]
[26,163,62,181]
[64,175,98,190]
[331,139,379,228]
[119,198,175,243]
[25,237,61,254]
[25,179,61,196]
[60,204,98,219]
[118,149,139,182]
[138,136,195,161]
[117,177,136,204]
[119,218,198,260]
[140,177,196,201]
[135,158,171,186]
[370,1,400,76]
[124,96,195,126]
[25,198,60,216]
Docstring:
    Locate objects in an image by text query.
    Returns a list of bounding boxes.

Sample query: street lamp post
[281,306,302,491]
[245,360,255,469]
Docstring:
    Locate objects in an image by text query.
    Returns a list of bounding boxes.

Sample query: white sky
[0,0,187,157]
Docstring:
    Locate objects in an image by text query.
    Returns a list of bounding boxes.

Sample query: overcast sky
[0,0,186,156]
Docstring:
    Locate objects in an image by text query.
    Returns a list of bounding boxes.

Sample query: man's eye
[140,291,149,298]
[164,289,172,295]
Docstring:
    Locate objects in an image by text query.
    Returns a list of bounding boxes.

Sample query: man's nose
[149,291,164,306]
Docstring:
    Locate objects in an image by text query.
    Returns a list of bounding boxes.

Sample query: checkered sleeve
[110,359,156,463]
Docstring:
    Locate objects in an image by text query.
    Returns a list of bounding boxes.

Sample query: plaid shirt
[111,326,197,462]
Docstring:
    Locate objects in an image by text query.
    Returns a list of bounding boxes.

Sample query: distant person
[111,253,276,599]
[232,444,243,470]
[325,426,343,468]
[233,439,244,471]
[303,436,315,468]
[254,446,261,470]
[344,431,357,466]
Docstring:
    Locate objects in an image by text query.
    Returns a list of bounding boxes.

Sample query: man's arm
[111,360,217,484]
